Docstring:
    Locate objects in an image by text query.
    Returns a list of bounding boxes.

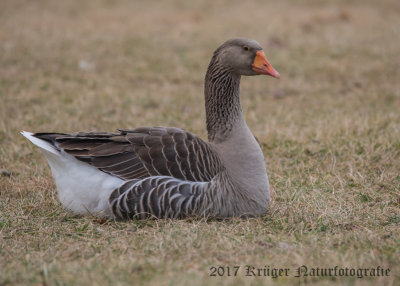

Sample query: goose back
[34,127,223,182]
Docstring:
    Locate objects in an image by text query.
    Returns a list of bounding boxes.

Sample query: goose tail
[21,131,60,156]
[21,131,123,217]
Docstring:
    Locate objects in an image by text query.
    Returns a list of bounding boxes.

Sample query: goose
[22,38,280,219]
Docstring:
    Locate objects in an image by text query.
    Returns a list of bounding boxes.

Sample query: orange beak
[252,51,280,79]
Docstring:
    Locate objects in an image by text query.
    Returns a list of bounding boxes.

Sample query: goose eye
[243,46,250,51]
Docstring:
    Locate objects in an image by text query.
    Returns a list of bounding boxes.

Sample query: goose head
[214,38,280,78]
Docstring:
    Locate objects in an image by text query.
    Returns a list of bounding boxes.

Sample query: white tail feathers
[21,131,60,156]
[21,131,123,217]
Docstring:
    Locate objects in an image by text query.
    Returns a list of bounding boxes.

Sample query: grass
[1,0,400,285]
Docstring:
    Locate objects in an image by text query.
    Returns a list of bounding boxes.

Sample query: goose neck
[204,61,243,142]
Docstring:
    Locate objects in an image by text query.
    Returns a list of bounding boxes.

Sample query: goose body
[22,38,280,219]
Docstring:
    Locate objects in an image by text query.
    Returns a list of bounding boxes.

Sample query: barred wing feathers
[34,127,222,182]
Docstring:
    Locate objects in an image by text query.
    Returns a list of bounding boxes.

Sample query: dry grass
[1,0,400,285]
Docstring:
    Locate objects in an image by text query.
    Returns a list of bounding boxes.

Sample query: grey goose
[22,38,280,219]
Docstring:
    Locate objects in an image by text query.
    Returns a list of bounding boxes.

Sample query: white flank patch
[21,131,124,217]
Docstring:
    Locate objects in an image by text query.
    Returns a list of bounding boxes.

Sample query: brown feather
[34,127,221,182]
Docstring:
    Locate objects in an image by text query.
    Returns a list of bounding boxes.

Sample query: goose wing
[33,127,221,182]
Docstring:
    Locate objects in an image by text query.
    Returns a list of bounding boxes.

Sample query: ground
[0,0,399,285]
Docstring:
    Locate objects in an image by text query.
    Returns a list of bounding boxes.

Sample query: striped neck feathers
[204,54,242,142]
